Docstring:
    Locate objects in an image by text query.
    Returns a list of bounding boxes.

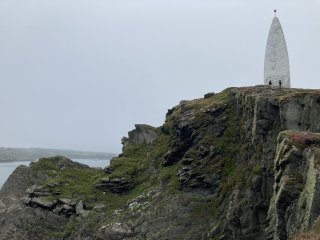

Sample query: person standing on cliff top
[269,80,272,86]
[279,80,282,88]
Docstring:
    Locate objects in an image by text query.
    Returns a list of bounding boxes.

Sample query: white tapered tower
[264,10,290,87]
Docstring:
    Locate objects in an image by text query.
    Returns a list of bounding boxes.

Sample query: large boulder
[29,197,58,209]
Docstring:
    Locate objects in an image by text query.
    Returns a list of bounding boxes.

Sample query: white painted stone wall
[264,17,291,88]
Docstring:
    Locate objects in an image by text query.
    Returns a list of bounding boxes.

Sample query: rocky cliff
[1,86,320,240]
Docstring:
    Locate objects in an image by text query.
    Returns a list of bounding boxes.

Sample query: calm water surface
[0,159,110,189]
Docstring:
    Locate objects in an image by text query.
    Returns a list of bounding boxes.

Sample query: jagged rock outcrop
[122,124,159,147]
[2,86,320,239]
[96,177,133,194]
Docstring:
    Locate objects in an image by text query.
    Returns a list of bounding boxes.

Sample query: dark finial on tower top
[274,9,277,17]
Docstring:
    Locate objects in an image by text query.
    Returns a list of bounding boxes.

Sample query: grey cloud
[0,0,319,153]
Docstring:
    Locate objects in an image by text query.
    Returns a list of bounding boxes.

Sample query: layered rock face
[1,86,320,240]
[267,131,320,240]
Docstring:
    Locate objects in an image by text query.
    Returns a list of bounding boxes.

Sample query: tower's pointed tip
[274,9,277,17]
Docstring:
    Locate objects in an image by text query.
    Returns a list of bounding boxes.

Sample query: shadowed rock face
[2,86,320,240]
[264,17,290,88]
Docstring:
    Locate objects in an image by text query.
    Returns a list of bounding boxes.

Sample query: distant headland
[0,147,115,162]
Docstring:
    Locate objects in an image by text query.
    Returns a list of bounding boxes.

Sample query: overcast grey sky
[0,0,319,153]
